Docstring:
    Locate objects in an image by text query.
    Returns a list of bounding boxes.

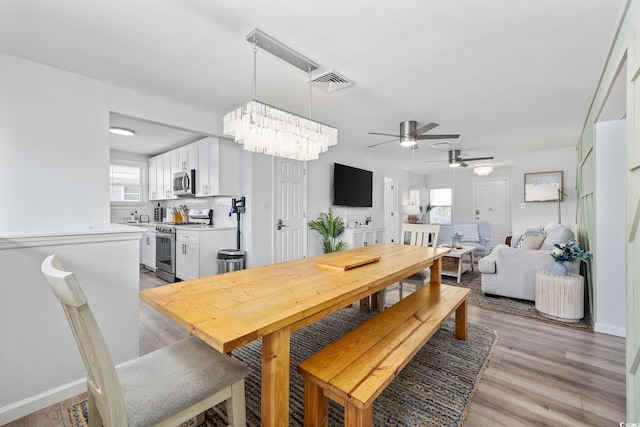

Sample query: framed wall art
[524,171,563,202]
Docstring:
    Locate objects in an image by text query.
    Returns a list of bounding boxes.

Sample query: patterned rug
[434,270,590,328]
[69,307,497,427]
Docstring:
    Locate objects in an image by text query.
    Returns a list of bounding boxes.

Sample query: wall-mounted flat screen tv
[333,163,373,207]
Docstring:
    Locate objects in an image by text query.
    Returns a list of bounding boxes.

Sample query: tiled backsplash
[111,196,240,225]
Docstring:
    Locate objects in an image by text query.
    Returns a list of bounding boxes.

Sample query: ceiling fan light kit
[473,165,494,176]
[223,29,338,161]
[367,120,460,149]
[442,149,494,169]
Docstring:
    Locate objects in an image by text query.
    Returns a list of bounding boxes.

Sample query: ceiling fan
[366,120,460,149]
[424,149,494,168]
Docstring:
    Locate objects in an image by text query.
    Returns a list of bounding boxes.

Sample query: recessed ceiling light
[109,127,135,136]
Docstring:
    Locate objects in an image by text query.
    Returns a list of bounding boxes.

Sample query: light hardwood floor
[4,270,626,426]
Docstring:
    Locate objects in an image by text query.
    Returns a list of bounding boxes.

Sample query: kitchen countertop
[121,222,235,231]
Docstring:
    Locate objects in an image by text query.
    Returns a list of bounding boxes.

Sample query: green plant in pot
[308,207,347,253]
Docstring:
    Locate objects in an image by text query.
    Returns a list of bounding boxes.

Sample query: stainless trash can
[217,249,246,273]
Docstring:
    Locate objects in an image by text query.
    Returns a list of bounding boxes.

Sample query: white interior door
[273,158,306,263]
[384,177,398,243]
[474,179,509,248]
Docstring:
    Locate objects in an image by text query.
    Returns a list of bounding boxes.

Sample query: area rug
[426,270,590,329]
[69,306,497,427]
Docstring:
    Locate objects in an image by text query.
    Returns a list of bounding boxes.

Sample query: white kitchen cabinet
[148,155,161,200]
[176,228,236,280]
[139,225,156,269]
[149,138,241,200]
[195,137,242,197]
[162,150,178,199]
[342,227,385,249]
[176,143,197,172]
[176,241,199,280]
[148,151,177,200]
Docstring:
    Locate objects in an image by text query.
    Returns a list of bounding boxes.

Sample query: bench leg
[344,402,372,427]
[303,378,328,427]
[455,299,467,340]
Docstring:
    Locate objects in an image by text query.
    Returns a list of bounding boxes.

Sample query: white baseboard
[594,322,626,337]
[0,378,85,425]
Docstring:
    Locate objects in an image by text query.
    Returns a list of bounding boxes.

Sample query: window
[110,164,143,203]
[429,188,452,225]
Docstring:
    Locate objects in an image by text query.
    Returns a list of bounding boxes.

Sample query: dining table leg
[430,257,442,286]
[262,326,291,427]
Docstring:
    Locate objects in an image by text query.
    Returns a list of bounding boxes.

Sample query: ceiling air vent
[430,141,451,148]
[308,69,354,93]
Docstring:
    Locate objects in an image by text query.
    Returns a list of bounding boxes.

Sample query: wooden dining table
[140,242,449,427]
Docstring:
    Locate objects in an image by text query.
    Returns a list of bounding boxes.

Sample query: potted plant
[451,232,463,249]
[308,207,347,253]
[550,241,591,275]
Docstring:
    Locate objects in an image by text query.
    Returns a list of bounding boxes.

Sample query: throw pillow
[453,223,480,243]
[540,225,575,250]
[520,233,546,250]
[513,227,545,248]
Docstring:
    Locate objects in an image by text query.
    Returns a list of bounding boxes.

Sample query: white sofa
[478,224,579,301]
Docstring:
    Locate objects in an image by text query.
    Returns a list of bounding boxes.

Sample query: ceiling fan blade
[426,162,447,169]
[366,138,399,148]
[463,156,494,162]
[413,122,439,136]
[368,132,399,137]
[460,162,469,167]
[416,134,460,140]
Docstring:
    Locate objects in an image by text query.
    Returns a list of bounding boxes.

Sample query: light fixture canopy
[473,165,494,176]
[223,29,337,162]
[109,127,135,136]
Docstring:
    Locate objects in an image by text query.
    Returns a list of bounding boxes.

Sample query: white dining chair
[41,254,247,427]
[398,223,441,300]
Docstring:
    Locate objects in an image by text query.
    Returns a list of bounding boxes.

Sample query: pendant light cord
[252,37,257,100]
[308,67,313,118]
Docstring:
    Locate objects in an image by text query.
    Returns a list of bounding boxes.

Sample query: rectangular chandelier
[223,99,338,161]
[223,29,338,162]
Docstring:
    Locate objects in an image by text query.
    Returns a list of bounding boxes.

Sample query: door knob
[277,219,287,231]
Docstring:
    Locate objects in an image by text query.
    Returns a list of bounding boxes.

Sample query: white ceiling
[0,0,627,174]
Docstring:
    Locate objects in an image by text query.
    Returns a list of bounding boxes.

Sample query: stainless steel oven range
[155,223,176,282]
[155,209,213,282]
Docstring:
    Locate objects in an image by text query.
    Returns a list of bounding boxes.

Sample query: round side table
[535,270,584,322]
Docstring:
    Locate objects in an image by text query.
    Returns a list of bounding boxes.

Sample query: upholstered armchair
[453,221,492,257]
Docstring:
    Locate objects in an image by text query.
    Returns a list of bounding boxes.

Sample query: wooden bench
[297,283,470,427]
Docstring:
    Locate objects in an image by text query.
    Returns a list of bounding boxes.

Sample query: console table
[535,270,584,322]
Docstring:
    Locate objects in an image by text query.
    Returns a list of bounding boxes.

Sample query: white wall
[0,227,142,424]
[423,147,577,243]
[595,119,626,336]
[0,52,232,423]
[426,167,511,223]
[305,145,427,257]
[0,52,225,233]
[510,147,578,235]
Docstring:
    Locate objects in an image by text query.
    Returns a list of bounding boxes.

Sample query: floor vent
[308,69,354,93]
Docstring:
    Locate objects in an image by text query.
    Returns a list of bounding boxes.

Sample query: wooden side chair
[398,223,441,299]
[41,254,248,427]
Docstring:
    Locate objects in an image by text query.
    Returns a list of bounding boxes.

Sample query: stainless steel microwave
[172,169,195,196]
